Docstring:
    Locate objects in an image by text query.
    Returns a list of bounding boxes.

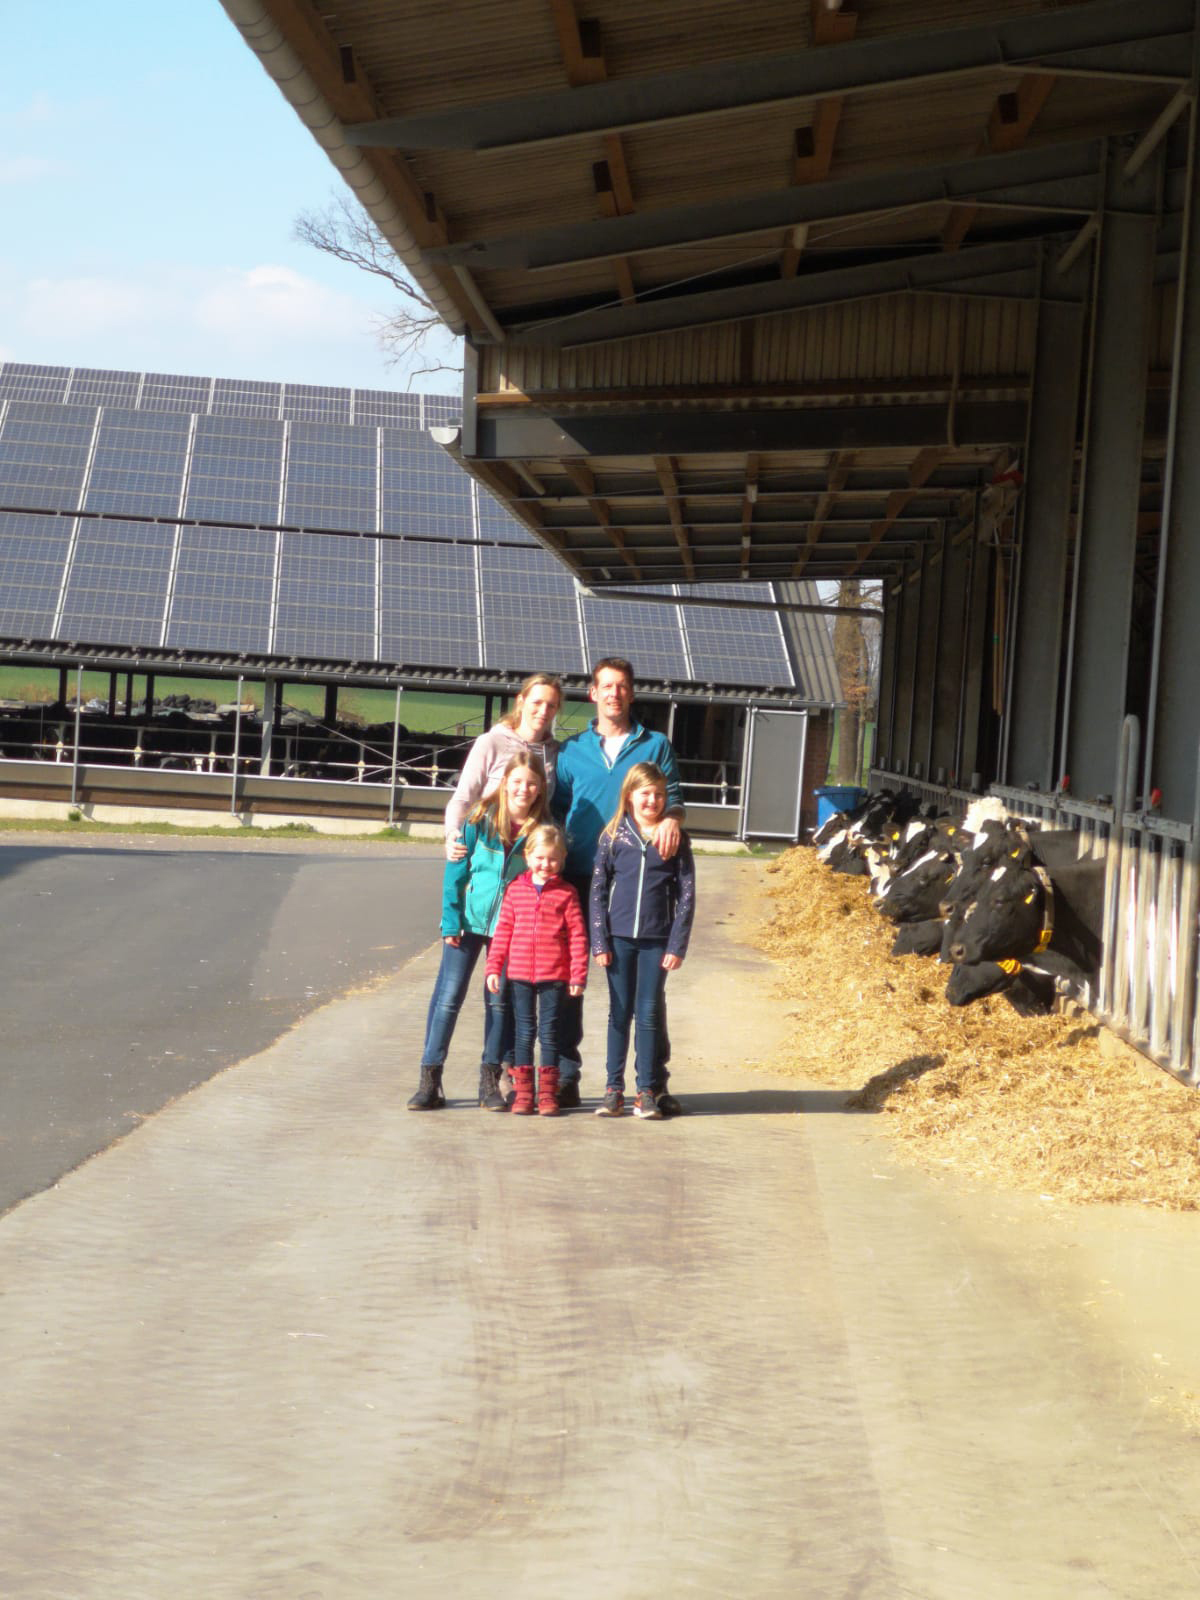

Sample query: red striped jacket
[486,873,589,987]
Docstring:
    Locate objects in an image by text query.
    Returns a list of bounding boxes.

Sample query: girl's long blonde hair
[501,672,562,732]
[602,762,667,841]
[471,753,548,844]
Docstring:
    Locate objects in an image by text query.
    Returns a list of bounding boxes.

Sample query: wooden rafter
[846,448,950,573]
[258,0,492,336]
[563,460,642,577]
[551,1,638,306]
[471,461,566,552]
[792,449,853,576]
[943,74,1057,251]
[783,3,858,278]
[652,455,697,580]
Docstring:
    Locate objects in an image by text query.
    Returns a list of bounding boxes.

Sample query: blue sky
[0,1,462,393]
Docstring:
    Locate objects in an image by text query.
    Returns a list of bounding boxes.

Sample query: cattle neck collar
[1032,863,1054,954]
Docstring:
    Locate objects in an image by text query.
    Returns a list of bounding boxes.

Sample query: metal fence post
[388,685,404,826]
[69,664,83,808]
[230,675,244,817]
[1173,736,1200,1080]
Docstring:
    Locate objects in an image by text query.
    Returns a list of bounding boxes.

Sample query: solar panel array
[0,362,804,688]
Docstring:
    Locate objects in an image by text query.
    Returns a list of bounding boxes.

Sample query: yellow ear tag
[1024,890,1036,905]
[998,958,1022,975]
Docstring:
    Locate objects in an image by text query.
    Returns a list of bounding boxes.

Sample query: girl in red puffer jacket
[486,824,588,1116]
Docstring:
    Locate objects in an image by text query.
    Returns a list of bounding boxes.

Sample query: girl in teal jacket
[408,755,547,1112]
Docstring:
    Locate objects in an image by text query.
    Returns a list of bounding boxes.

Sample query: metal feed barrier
[871,714,1200,1086]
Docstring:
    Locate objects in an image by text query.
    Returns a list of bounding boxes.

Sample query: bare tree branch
[294,193,463,385]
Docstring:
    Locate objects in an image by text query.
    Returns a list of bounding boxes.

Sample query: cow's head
[945,959,1019,1006]
[946,859,1047,964]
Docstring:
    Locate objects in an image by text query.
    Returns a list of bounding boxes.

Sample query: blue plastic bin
[814,785,868,828]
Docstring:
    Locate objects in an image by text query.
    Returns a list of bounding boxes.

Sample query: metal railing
[871,734,1200,1086]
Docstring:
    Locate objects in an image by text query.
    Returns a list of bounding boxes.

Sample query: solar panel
[210,377,282,420]
[275,531,376,659]
[380,428,472,537]
[282,384,352,426]
[477,544,583,674]
[140,372,212,414]
[58,520,175,646]
[0,402,98,512]
[166,526,275,653]
[0,511,75,636]
[184,415,284,524]
[581,593,689,680]
[379,541,481,666]
[63,368,140,409]
[83,409,193,519]
[0,364,71,406]
[676,582,794,686]
[283,422,377,532]
[350,389,421,430]
[0,362,807,690]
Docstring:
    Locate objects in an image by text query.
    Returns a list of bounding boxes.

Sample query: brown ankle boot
[511,1066,536,1115]
[537,1066,561,1116]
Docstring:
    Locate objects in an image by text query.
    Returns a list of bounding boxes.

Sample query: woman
[443,673,561,860]
[410,755,548,1111]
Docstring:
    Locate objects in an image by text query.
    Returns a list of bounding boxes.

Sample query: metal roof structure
[220,0,1189,592]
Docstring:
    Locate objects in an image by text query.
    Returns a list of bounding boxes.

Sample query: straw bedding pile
[755,846,1200,1209]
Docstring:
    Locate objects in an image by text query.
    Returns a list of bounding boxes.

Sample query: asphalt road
[0,836,445,1213]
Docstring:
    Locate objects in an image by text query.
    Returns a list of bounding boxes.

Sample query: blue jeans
[510,979,566,1068]
[604,936,669,1093]
[421,933,511,1068]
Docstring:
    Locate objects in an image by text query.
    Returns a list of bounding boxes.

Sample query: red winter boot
[510,1066,536,1116]
[538,1066,561,1116]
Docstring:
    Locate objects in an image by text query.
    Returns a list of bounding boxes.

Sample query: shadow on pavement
[657,1089,853,1117]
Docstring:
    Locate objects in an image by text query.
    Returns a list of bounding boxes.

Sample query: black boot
[407,1064,445,1110]
[478,1063,507,1112]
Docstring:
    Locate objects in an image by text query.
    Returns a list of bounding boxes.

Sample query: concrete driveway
[2,849,1200,1598]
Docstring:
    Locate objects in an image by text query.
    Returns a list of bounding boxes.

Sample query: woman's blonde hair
[602,762,667,841]
[470,753,548,844]
[501,672,562,731]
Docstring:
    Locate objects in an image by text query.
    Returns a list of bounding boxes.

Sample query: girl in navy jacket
[589,763,696,1119]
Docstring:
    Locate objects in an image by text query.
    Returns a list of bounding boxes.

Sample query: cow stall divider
[871,718,1200,1087]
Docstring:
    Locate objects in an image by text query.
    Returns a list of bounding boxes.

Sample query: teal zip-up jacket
[440,819,529,938]
[551,719,684,882]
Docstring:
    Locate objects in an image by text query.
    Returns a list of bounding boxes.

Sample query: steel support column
[910,533,945,781]
[891,555,925,775]
[1004,247,1088,791]
[1061,138,1161,802]
[1147,94,1200,818]
[876,581,902,771]
[930,526,972,784]
[959,523,994,787]
[260,674,277,778]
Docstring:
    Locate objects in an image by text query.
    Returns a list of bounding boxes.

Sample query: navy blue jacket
[589,818,696,961]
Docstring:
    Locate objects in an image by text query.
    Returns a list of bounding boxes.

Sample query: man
[551,657,685,1112]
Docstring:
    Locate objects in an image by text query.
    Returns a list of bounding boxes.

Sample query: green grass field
[0,667,593,738]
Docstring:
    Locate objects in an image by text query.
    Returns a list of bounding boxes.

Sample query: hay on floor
[755,846,1200,1210]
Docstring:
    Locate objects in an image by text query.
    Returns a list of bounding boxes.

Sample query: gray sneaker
[595,1088,625,1117]
[633,1089,663,1120]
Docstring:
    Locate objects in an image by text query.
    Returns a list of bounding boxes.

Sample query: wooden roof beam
[652,455,697,579]
[793,449,853,576]
[552,1,639,306]
[784,3,857,278]
[563,460,643,577]
[944,74,1057,251]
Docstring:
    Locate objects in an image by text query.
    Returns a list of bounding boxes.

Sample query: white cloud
[2,262,408,388]
[0,154,63,185]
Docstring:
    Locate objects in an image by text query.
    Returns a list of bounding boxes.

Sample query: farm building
[211,0,1200,1078]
